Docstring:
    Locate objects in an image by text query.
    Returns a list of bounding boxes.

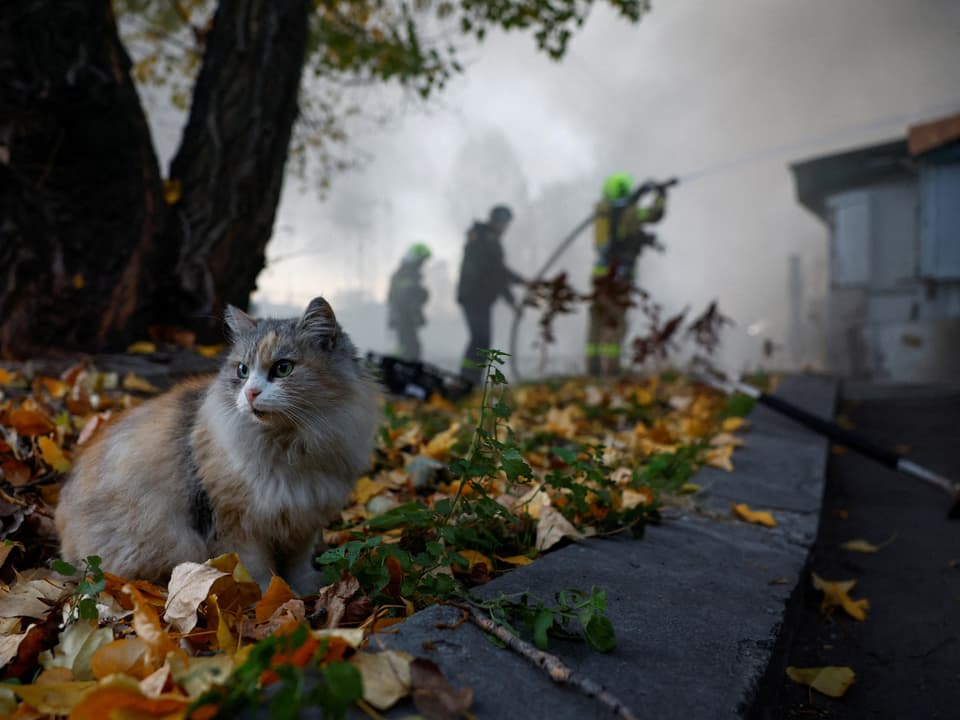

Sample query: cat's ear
[225,305,257,338]
[298,297,339,350]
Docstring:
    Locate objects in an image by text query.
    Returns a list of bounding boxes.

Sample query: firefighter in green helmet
[586,172,668,376]
[387,242,432,361]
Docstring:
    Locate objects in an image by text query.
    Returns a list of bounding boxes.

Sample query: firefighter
[586,172,668,376]
[387,242,431,361]
[456,205,526,385]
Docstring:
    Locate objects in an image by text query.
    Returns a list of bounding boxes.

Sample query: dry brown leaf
[314,574,360,629]
[410,657,474,720]
[163,562,230,634]
[0,572,71,619]
[352,649,414,710]
[0,624,33,669]
[536,505,583,551]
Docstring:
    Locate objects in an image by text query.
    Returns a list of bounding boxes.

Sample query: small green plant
[480,586,617,653]
[52,555,105,622]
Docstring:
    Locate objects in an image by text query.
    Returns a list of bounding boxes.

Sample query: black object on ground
[367,352,473,401]
[702,373,960,518]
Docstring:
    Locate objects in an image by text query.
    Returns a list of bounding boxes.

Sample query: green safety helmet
[407,242,431,260]
[602,172,634,201]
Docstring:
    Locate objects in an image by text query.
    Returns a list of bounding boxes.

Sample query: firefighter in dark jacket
[387,243,431,360]
[586,172,667,376]
[456,205,525,384]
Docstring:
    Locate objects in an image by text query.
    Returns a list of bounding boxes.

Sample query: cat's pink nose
[245,387,261,407]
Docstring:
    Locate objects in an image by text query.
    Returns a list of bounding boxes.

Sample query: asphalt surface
[752,382,960,719]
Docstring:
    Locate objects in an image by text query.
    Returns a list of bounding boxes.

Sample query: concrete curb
[339,374,837,719]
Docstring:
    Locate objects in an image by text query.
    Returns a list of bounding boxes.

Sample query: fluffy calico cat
[55,297,381,595]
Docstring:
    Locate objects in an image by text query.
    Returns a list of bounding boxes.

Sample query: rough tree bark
[0,0,311,358]
[0,0,166,358]
[160,0,311,338]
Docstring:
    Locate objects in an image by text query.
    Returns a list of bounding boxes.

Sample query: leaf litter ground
[0,354,760,718]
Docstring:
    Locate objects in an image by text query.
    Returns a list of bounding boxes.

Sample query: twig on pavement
[448,602,639,720]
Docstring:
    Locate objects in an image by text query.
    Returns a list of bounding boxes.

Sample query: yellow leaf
[634,387,655,406]
[72,273,86,290]
[163,179,182,205]
[840,539,880,553]
[126,341,157,354]
[454,549,493,573]
[122,372,160,394]
[351,475,388,504]
[196,344,225,358]
[705,444,734,471]
[721,416,746,432]
[496,554,534,567]
[732,503,777,528]
[679,482,701,494]
[786,665,856,698]
[11,680,98,715]
[811,572,869,621]
[422,422,461,461]
[38,435,72,473]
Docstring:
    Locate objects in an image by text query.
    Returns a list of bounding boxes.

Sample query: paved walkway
[335,375,836,719]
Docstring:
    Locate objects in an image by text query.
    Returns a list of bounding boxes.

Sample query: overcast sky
[144,0,960,377]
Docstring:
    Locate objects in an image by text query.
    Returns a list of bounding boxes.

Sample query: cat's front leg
[285,539,327,596]
[230,541,276,592]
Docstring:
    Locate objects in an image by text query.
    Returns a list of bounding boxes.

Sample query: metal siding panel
[870,182,918,290]
[828,191,871,286]
[920,164,960,279]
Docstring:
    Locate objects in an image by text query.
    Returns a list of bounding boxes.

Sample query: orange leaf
[256,576,297,623]
[124,584,184,668]
[40,377,70,399]
[8,406,56,436]
[90,638,151,680]
[70,681,189,720]
[0,367,23,387]
[2,458,32,486]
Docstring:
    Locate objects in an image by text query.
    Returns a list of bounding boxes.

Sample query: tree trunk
[0,0,166,359]
[162,0,310,339]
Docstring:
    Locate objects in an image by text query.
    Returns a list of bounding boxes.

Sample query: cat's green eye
[236,363,249,379]
[271,359,294,378]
